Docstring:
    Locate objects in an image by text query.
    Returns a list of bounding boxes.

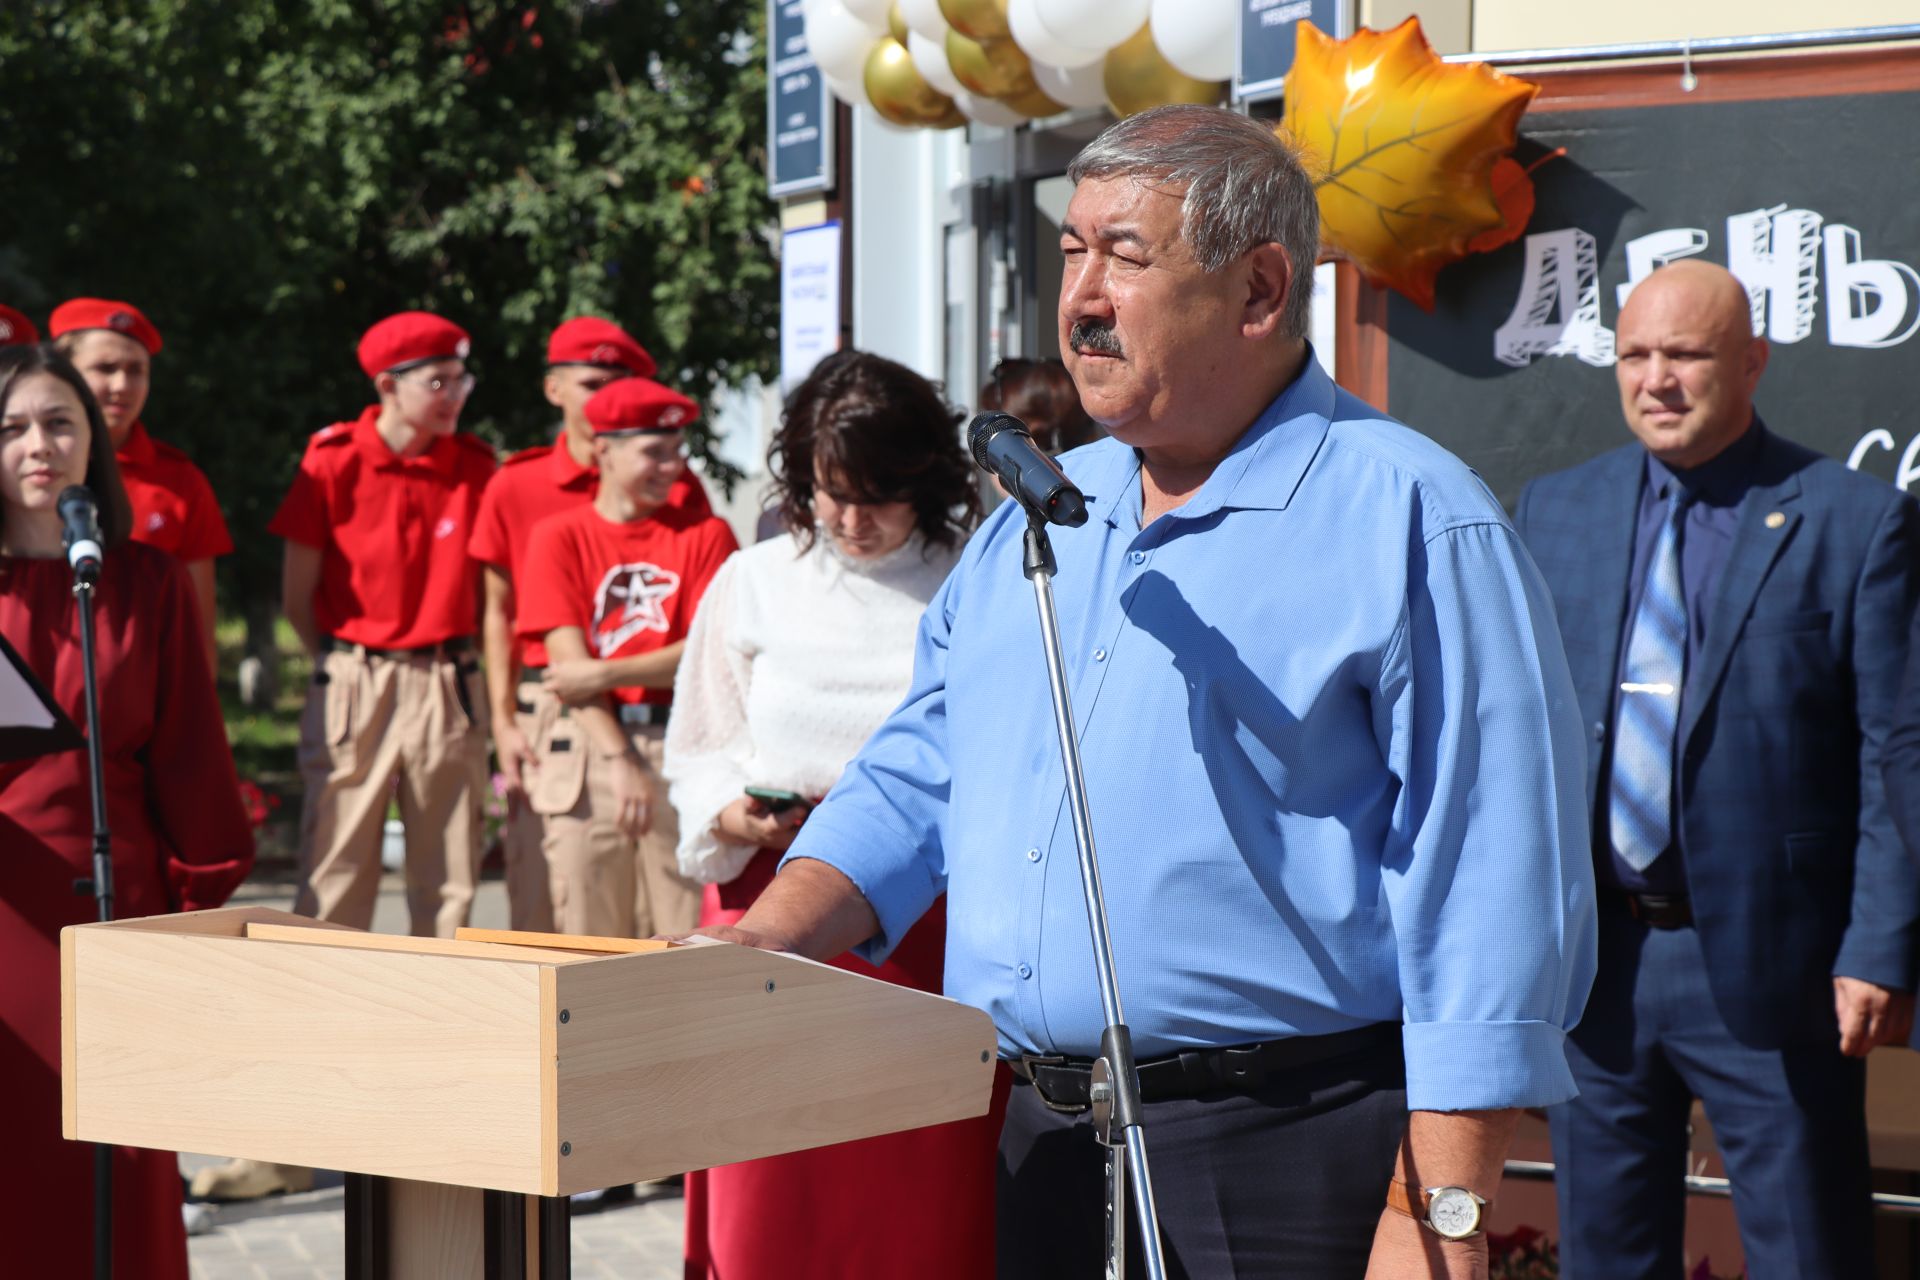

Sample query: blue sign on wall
[1237,0,1343,104]
[768,0,834,197]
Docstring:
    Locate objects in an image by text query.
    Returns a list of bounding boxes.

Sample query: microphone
[58,486,103,586]
[968,412,1089,528]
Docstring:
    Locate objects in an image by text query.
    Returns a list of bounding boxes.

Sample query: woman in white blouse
[665,350,996,1280]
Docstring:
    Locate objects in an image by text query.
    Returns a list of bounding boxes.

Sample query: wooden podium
[61,907,996,1278]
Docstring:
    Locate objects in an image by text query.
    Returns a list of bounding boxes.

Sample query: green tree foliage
[0,0,778,607]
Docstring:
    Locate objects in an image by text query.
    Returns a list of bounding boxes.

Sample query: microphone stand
[70,568,116,1280]
[1020,513,1167,1280]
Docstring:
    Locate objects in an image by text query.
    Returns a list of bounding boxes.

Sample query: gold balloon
[945,31,1036,99]
[865,38,967,128]
[1102,24,1226,118]
[938,0,1009,41]
[887,2,909,46]
[1000,84,1067,118]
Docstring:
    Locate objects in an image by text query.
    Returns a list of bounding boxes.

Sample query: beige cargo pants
[498,674,558,932]
[527,705,700,939]
[293,645,489,937]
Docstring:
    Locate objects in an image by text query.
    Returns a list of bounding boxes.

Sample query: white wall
[850,113,968,380]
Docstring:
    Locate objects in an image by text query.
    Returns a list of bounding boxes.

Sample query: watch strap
[1385,1179,1425,1222]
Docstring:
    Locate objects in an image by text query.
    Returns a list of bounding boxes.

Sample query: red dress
[683,850,1011,1280]
[0,545,254,1280]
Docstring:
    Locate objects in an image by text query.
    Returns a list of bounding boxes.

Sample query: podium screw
[765,980,776,993]
[559,1009,570,1024]
[561,1142,572,1157]
[981,1051,990,1063]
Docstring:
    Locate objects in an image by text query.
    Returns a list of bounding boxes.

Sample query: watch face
[1427,1187,1482,1240]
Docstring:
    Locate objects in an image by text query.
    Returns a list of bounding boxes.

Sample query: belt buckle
[1017,1053,1092,1115]
[1219,1045,1263,1088]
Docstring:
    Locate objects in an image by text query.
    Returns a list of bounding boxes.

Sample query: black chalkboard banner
[768,0,833,198]
[1381,74,1920,509]
[1237,0,1341,104]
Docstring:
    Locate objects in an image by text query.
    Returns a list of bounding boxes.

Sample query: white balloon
[954,89,1026,128]
[907,30,965,99]
[1030,58,1106,109]
[897,0,950,41]
[840,0,895,29]
[1007,0,1104,68]
[823,68,871,109]
[1032,0,1148,55]
[805,0,882,83]
[1149,0,1234,81]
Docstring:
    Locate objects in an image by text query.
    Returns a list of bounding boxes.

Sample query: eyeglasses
[402,371,476,399]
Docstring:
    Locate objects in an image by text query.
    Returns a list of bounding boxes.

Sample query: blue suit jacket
[1516,426,1920,1045]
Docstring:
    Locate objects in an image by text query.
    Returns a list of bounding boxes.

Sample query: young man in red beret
[516,377,736,940]
[0,304,38,345]
[50,297,231,672]
[197,311,497,1204]
[469,316,711,931]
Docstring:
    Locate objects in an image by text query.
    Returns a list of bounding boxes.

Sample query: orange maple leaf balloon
[1281,18,1538,310]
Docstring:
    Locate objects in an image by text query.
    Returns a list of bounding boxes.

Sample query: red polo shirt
[516,503,737,706]
[469,433,712,668]
[116,422,233,561]
[268,407,497,649]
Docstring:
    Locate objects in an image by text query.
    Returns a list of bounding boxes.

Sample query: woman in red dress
[663,352,1007,1279]
[0,345,254,1279]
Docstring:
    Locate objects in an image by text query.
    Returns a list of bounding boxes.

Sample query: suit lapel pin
[1764,511,1786,529]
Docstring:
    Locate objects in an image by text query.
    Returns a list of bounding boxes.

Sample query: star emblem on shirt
[591,561,681,656]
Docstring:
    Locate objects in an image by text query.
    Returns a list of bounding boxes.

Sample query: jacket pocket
[1744,608,1832,637]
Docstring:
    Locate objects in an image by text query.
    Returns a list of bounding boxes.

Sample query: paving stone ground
[184,872,685,1279]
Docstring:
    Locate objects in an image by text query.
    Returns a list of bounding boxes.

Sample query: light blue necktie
[1610,488,1691,872]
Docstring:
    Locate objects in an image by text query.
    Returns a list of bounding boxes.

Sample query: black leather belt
[1010,1023,1401,1114]
[1608,889,1693,929]
[616,703,670,728]
[324,635,475,661]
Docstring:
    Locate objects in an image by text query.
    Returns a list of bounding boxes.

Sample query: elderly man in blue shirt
[691,105,1596,1279]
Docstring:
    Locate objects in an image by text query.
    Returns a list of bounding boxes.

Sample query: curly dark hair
[0,344,133,546]
[978,358,1100,455]
[769,350,980,551]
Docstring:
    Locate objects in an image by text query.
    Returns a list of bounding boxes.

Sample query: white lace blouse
[663,528,961,886]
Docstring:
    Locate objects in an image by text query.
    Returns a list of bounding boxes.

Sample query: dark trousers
[1549,908,1873,1278]
[996,1037,1407,1278]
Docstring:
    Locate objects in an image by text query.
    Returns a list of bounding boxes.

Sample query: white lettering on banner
[1616,227,1709,309]
[1824,225,1920,349]
[1844,428,1920,493]
[1493,207,1918,365]
[1494,228,1616,368]
[1726,206,1822,342]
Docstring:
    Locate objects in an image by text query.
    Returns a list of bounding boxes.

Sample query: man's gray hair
[1067,104,1320,340]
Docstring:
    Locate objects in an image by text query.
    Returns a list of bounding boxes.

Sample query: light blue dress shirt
[783,359,1598,1112]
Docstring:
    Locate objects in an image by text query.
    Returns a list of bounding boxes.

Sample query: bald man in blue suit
[1514,260,1920,1277]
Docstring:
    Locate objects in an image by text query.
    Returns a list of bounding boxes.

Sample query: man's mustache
[1069,319,1123,357]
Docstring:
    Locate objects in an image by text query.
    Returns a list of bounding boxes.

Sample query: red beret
[357,311,471,378]
[584,378,699,435]
[49,297,161,354]
[547,317,656,378]
[0,305,38,347]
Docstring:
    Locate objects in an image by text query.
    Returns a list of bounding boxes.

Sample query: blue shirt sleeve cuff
[778,801,944,966]
[1402,1019,1577,1111]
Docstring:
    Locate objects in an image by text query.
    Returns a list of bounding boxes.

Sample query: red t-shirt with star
[516,503,738,705]
[117,422,233,561]
[268,407,497,649]
[469,435,712,668]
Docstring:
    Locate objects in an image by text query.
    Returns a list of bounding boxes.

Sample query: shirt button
[1017,963,1033,980]
[1026,847,1042,862]
[1130,550,1146,565]
[1592,721,1605,742]
[1093,648,1107,662]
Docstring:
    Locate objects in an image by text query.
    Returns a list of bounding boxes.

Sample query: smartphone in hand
[745,785,809,814]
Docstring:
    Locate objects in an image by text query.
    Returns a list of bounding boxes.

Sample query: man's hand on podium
[657,856,883,962]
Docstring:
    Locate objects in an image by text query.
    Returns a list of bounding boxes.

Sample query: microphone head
[58,485,97,520]
[967,411,1028,471]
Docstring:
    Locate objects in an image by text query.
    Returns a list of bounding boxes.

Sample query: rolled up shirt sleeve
[779,564,963,962]
[1376,518,1598,1112]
